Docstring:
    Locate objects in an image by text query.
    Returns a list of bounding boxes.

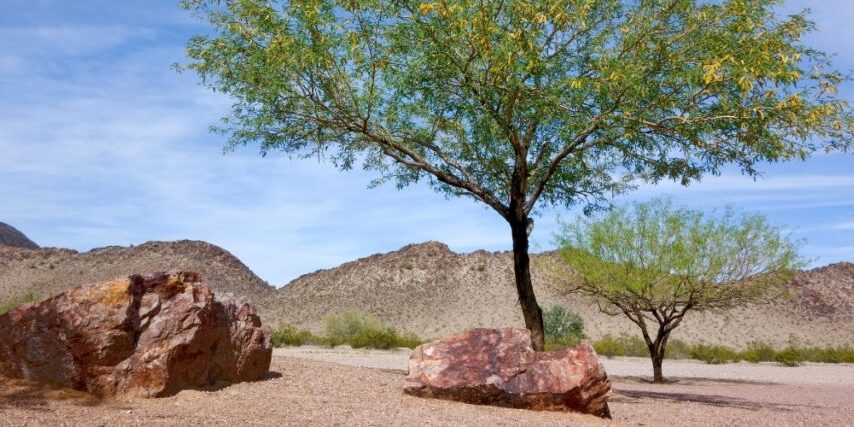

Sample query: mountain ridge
[1,237,851,348]
[0,222,39,249]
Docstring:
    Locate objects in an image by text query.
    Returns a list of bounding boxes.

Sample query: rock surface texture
[0,271,271,398]
[404,328,611,418]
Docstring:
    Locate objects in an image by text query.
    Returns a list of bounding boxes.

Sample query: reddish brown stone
[0,271,272,398]
[404,328,611,418]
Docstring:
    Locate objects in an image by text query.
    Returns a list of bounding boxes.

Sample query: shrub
[0,292,37,316]
[324,310,421,349]
[740,341,776,363]
[592,335,625,358]
[809,346,854,363]
[689,344,741,364]
[775,347,805,367]
[543,306,584,349]
[270,324,322,347]
[592,334,648,358]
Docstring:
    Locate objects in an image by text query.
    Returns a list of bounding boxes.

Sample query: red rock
[0,271,272,398]
[404,328,611,418]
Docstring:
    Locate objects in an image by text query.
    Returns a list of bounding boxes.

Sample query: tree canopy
[551,198,803,381]
[182,0,853,218]
[181,0,852,350]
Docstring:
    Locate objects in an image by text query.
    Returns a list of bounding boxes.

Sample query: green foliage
[741,341,777,363]
[270,324,322,347]
[590,334,854,366]
[0,292,37,316]
[774,347,805,367]
[555,199,803,312]
[689,344,741,365]
[542,306,584,349]
[182,0,853,220]
[553,198,801,380]
[797,346,854,364]
[592,334,648,358]
[183,0,853,352]
[324,310,421,349]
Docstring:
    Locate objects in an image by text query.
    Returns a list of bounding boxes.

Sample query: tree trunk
[648,332,670,384]
[651,352,664,384]
[510,217,545,351]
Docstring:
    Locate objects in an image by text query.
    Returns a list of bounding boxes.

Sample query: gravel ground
[2,347,853,426]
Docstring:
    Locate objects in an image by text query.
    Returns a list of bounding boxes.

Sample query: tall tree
[551,199,803,383]
[181,0,852,350]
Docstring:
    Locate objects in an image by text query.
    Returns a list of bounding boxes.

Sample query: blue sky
[1,1,852,286]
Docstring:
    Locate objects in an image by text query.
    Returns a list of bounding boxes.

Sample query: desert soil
[2,347,853,426]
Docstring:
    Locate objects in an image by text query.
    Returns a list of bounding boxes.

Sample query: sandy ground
[2,347,853,426]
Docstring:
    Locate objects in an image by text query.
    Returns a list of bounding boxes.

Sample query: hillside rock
[404,328,611,418]
[0,271,271,398]
[0,222,38,249]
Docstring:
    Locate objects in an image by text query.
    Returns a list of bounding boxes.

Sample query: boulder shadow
[199,370,284,393]
[0,378,101,411]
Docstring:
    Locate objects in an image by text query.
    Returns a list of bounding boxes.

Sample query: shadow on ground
[0,378,100,411]
[611,387,819,412]
[611,375,777,386]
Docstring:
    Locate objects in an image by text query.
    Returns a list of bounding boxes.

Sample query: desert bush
[774,347,805,367]
[592,335,624,357]
[542,306,584,349]
[592,334,648,358]
[270,324,322,347]
[0,292,37,316]
[740,341,777,363]
[799,346,854,364]
[324,310,421,349]
[689,344,741,364]
[590,334,854,365]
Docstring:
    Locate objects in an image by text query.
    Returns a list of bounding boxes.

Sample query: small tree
[181,0,852,350]
[551,199,802,383]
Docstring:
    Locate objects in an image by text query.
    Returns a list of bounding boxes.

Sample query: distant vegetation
[0,292,37,316]
[591,334,854,366]
[269,308,854,365]
[271,310,421,350]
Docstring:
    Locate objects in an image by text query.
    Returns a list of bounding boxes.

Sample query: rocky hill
[0,240,277,318]
[2,236,851,348]
[271,242,854,348]
[0,222,39,249]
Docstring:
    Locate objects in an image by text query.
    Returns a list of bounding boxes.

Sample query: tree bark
[510,217,545,351]
[651,352,664,384]
[648,329,670,384]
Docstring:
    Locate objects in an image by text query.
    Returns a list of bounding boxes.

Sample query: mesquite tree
[181,0,852,350]
[552,199,803,382]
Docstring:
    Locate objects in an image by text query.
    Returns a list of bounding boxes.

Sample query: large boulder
[0,271,272,398]
[404,328,611,418]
